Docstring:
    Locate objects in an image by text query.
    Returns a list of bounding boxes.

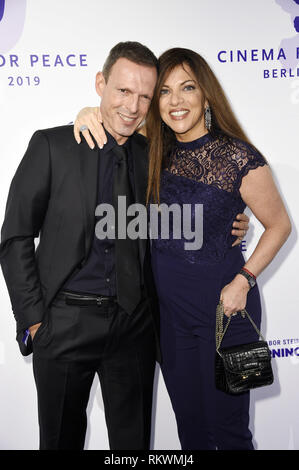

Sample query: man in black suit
[0,41,248,450]
[0,42,160,450]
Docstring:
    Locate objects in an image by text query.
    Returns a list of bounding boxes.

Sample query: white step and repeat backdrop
[0,0,298,450]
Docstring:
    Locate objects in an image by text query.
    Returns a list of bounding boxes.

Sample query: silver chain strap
[216,301,265,354]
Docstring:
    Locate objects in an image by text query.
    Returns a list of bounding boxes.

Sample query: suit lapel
[77,143,99,258]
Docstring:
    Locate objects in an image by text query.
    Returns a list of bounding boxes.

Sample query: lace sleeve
[230,139,268,193]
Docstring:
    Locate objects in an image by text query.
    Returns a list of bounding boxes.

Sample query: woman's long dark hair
[146,48,254,204]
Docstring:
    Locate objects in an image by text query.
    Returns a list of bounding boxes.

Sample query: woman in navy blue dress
[144,48,291,450]
[73,48,291,450]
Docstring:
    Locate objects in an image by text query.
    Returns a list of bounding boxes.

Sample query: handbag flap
[218,341,272,374]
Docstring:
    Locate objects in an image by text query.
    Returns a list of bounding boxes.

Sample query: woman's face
[159,64,208,142]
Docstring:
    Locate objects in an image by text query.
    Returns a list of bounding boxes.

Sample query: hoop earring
[204,106,212,131]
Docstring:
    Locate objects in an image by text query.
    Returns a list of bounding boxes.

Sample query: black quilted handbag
[215,302,274,395]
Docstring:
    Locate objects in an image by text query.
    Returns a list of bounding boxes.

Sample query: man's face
[96,58,157,144]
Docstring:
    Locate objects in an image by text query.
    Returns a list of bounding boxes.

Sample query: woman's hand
[220,274,250,317]
[74,106,107,149]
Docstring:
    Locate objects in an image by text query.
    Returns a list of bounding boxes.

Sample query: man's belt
[59,291,117,306]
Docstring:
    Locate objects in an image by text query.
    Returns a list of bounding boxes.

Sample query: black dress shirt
[64,130,134,296]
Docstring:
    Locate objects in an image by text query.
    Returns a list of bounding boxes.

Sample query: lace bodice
[151,132,267,265]
[167,133,266,194]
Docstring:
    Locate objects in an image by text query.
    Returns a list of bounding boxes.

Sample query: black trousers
[32,294,156,450]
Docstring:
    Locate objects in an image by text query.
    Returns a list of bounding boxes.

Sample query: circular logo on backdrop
[0,0,27,54]
[0,0,5,22]
[293,0,299,32]
[276,0,299,69]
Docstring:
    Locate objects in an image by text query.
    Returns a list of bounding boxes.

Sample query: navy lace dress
[150,132,267,450]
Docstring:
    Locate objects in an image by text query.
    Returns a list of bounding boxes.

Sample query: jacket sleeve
[0,130,51,334]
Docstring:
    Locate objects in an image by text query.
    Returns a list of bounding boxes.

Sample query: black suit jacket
[0,126,160,358]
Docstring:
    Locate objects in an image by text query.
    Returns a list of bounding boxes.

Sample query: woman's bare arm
[220,164,291,316]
